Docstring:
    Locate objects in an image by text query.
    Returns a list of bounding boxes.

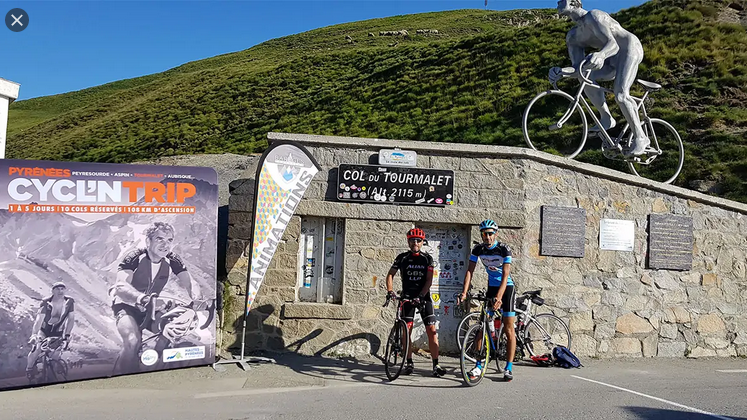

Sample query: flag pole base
[212,354,276,372]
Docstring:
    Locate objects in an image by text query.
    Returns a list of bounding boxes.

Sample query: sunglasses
[408,238,423,243]
[481,231,496,236]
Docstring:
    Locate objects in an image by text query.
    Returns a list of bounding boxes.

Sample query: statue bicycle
[521,58,685,185]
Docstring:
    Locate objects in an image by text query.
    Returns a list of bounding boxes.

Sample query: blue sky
[1,0,648,100]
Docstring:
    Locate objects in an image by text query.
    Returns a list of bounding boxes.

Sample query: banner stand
[213,140,320,372]
[212,309,276,371]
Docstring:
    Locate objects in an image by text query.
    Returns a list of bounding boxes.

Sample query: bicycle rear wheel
[384,320,409,381]
[522,313,571,357]
[460,324,489,387]
[456,311,480,353]
[522,90,588,159]
[627,118,684,185]
[495,325,505,373]
[494,324,520,372]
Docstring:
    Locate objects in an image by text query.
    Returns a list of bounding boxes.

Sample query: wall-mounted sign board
[337,164,454,207]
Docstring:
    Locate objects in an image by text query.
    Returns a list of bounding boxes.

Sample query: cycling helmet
[406,228,425,240]
[479,219,498,231]
[51,281,66,290]
[159,307,198,344]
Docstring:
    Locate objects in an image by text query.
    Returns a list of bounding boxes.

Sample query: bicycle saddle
[523,289,542,297]
[637,79,661,91]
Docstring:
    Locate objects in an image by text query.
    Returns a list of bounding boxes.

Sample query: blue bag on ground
[553,345,582,368]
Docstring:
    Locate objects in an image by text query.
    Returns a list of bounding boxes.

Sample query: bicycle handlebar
[576,58,595,86]
[383,294,422,308]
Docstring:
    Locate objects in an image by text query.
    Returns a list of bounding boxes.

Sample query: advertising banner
[0,159,218,390]
[245,142,320,315]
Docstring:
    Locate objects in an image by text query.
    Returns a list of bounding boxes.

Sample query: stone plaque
[540,206,586,257]
[648,214,693,270]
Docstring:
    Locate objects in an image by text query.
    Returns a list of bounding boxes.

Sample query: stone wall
[518,161,747,358]
[222,132,747,359]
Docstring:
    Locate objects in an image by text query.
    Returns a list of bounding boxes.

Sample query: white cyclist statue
[549,0,649,156]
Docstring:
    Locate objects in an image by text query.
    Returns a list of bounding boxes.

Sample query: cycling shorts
[112,303,154,332]
[487,285,516,317]
[402,294,436,327]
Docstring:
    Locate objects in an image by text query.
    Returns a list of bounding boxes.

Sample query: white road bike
[522,58,685,185]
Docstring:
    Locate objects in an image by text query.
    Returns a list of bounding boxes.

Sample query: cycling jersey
[391,251,435,298]
[470,242,513,287]
[37,296,75,337]
[112,248,188,329]
[115,248,187,302]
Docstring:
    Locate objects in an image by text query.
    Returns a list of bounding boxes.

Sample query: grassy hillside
[7,0,747,202]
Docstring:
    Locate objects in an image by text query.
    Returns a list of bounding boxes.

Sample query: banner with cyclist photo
[0,159,219,391]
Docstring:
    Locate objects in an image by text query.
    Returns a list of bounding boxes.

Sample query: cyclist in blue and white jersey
[458,219,516,381]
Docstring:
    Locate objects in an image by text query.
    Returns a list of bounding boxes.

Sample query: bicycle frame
[386,295,419,323]
[553,60,662,163]
[495,292,566,358]
[557,82,647,149]
[472,297,501,353]
[30,337,68,383]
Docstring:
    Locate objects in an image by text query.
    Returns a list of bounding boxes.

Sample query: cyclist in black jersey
[108,222,202,374]
[385,228,447,377]
[26,281,75,379]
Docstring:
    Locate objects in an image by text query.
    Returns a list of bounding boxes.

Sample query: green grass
[7,0,747,202]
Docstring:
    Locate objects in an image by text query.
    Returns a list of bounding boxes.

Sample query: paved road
[2,354,747,420]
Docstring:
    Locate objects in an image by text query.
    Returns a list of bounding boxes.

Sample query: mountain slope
[7,0,747,202]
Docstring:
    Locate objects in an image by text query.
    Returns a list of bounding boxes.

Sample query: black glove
[387,291,397,300]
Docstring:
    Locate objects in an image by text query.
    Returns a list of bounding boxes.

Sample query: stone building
[221,132,747,359]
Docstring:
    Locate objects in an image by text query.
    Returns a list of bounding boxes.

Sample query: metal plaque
[540,206,586,257]
[648,214,693,270]
[600,219,635,251]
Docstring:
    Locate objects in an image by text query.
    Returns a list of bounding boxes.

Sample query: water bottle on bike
[486,309,501,342]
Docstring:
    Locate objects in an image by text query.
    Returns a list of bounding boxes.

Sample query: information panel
[648,214,693,270]
[600,219,635,251]
[540,206,586,257]
[336,164,454,207]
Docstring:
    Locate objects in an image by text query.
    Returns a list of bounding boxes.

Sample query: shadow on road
[624,406,745,420]
[237,328,464,389]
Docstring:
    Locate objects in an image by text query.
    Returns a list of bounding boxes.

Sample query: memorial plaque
[600,219,635,251]
[540,206,586,257]
[648,214,693,270]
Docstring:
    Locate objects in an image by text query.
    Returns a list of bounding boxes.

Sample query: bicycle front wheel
[460,324,489,387]
[627,118,684,185]
[384,320,409,381]
[522,90,588,159]
[522,313,571,357]
[49,359,68,382]
[456,311,480,353]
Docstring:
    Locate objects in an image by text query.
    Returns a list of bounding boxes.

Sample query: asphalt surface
[2,354,747,420]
